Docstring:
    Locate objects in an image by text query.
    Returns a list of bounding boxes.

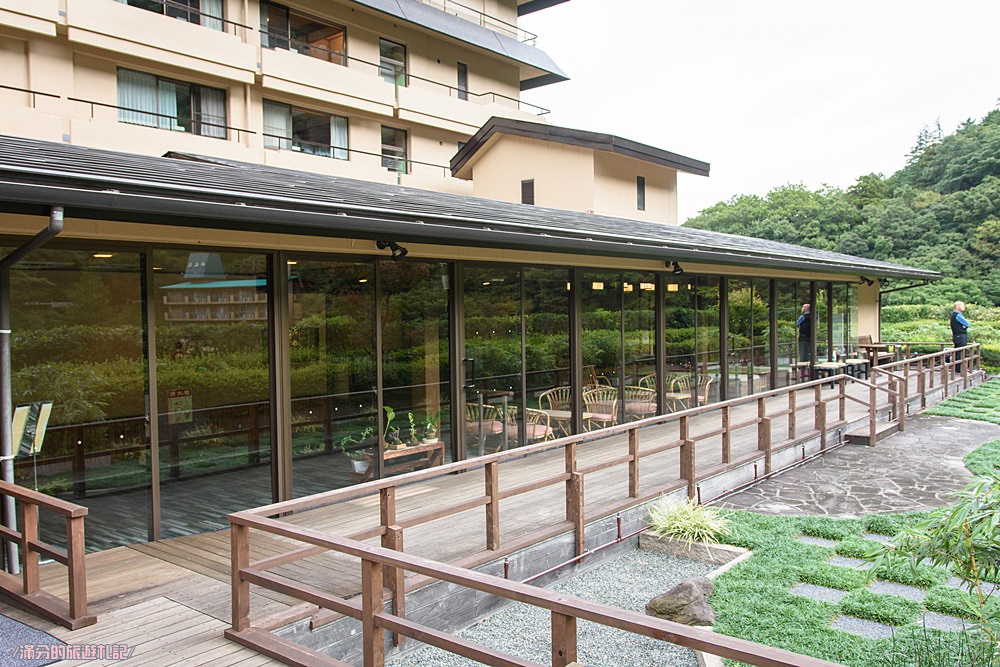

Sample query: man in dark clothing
[950,301,971,371]
[796,303,812,364]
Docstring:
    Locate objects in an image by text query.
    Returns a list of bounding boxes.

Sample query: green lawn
[709,379,1000,666]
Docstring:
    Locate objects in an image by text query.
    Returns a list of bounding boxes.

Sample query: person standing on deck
[950,301,971,371]
[796,303,812,364]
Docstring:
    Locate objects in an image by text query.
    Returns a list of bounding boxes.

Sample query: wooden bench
[354,440,445,482]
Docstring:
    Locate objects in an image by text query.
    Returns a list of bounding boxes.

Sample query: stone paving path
[789,534,976,639]
[717,415,1000,517]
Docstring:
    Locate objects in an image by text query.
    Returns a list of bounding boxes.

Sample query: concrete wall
[593,151,678,224]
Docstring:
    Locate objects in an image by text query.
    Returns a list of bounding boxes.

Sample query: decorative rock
[646,578,716,626]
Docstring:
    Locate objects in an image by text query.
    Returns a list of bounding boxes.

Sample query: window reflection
[8,249,149,550]
[288,260,376,495]
[153,250,272,538]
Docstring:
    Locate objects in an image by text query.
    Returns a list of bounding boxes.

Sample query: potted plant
[339,434,371,475]
[422,410,440,444]
[383,406,405,449]
[407,411,420,445]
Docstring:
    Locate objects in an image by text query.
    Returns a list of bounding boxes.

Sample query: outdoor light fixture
[376,240,408,260]
[859,276,874,286]
[670,261,685,276]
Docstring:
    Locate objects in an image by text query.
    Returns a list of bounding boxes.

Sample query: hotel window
[263,101,348,159]
[115,0,224,31]
[457,62,468,101]
[260,2,347,65]
[381,126,408,173]
[637,176,646,211]
[380,39,407,86]
[521,179,535,205]
[116,68,226,138]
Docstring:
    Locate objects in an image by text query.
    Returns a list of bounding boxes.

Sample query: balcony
[64,0,256,84]
[416,0,536,43]
[0,0,60,35]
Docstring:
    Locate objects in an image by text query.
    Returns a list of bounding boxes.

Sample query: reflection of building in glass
[161,279,268,321]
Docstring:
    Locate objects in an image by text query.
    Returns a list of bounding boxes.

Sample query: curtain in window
[199,87,227,138]
[117,69,158,127]
[157,81,181,130]
[331,116,348,160]
[263,101,291,150]
[200,0,224,31]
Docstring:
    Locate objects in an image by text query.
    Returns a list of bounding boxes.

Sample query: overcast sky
[520,0,1000,222]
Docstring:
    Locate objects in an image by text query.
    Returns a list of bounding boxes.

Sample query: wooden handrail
[227,342,982,666]
[0,480,95,629]
[228,512,842,667]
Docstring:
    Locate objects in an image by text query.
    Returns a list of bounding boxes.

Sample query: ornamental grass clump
[647,496,731,546]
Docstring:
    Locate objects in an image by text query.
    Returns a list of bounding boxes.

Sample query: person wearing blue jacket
[950,301,971,371]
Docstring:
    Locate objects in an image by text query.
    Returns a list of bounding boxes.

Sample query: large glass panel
[831,283,848,361]
[623,273,657,420]
[7,248,149,550]
[663,277,695,411]
[463,266,522,455]
[153,250,272,538]
[694,276,720,406]
[816,283,830,361]
[525,268,570,437]
[775,279,800,388]
[728,278,771,397]
[581,272,621,429]
[380,261,451,477]
[288,259,376,495]
[381,126,408,173]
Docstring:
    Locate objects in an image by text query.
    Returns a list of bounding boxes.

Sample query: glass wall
[464,266,521,455]
[728,278,771,398]
[816,283,830,361]
[694,276,721,406]
[663,277,695,411]
[287,259,376,496]
[7,248,149,550]
[581,272,622,428]
[622,273,656,389]
[380,261,451,475]
[524,268,570,437]
[153,249,272,538]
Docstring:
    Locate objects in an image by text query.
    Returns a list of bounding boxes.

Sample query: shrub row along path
[715,414,1000,517]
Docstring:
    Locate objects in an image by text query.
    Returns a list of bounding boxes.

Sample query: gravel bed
[391,549,716,667]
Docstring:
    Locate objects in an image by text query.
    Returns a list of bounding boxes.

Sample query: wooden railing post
[485,461,499,550]
[552,611,578,667]
[380,487,396,531]
[917,357,927,408]
[66,515,88,621]
[382,525,404,646]
[787,389,797,441]
[816,401,827,451]
[362,557,385,667]
[869,378,877,445]
[722,405,732,464]
[564,442,584,556]
[838,376,846,422]
[628,427,639,498]
[19,502,39,595]
[757,417,771,475]
[231,522,250,632]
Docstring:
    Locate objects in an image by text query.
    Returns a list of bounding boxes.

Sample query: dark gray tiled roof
[0,135,938,280]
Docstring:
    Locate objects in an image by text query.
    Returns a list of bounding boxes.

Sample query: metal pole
[1,206,63,574]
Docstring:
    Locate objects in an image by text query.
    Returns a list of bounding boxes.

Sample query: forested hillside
[685,107,1000,306]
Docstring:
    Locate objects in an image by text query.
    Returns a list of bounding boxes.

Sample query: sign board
[12,401,52,458]
[167,388,193,424]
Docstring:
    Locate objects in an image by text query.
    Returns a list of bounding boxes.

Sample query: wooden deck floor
[0,373,972,665]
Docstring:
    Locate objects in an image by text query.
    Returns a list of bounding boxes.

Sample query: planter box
[639,531,749,568]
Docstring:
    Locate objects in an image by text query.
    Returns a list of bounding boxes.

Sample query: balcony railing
[262,133,454,178]
[67,97,256,142]
[417,0,537,44]
[114,0,252,37]
[260,29,549,116]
